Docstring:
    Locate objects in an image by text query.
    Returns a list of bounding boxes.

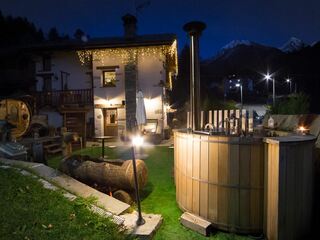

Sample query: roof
[24,33,177,52]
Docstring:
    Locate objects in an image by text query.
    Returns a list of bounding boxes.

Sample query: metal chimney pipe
[183,21,206,131]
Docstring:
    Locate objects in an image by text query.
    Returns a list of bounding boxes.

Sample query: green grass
[47,146,250,240]
[0,167,133,240]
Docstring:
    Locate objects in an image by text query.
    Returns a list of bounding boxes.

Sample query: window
[42,75,52,91]
[103,70,116,87]
[42,55,51,71]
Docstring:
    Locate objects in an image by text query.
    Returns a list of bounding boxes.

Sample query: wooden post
[218,110,223,130]
[213,110,218,129]
[248,110,253,133]
[200,111,204,129]
[223,110,228,131]
[241,109,247,133]
[208,110,212,124]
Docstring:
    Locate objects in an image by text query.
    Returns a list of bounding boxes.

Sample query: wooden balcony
[35,89,93,108]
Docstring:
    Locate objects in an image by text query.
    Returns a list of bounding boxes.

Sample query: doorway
[103,108,118,136]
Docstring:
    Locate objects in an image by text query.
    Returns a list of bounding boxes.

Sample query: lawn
[48,146,250,240]
[0,167,133,240]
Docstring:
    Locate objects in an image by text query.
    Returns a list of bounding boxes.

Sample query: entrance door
[103,108,118,136]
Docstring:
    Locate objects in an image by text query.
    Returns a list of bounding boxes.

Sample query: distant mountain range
[200,37,320,112]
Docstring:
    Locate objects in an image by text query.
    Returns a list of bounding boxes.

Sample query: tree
[48,27,60,41]
[169,44,190,107]
[74,28,85,40]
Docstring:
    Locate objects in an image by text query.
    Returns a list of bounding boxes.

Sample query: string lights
[76,40,178,70]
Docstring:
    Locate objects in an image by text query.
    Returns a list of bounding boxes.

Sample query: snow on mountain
[221,40,253,51]
[211,40,254,60]
[280,37,307,53]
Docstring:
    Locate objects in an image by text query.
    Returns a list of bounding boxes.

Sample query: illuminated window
[102,70,116,87]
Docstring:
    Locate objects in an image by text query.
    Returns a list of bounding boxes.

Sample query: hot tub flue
[183,21,206,132]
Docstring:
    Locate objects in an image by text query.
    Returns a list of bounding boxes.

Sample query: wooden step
[43,143,60,149]
[47,148,62,154]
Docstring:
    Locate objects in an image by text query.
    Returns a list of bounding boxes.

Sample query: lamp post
[286,78,292,93]
[264,73,276,107]
[131,135,145,226]
[235,83,243,108]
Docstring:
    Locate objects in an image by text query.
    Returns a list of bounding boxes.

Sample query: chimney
[183,21,206,131]
[122,14,137,39]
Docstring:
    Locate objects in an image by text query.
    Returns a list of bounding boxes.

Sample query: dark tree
[74,28,85,40]
[48,27,60,41]
[169,44,190,107]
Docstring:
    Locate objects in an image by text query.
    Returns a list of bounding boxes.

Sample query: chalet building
[31,14,177,143]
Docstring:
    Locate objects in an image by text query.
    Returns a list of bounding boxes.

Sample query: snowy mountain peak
[221,40,253,51]
[280,37,307,53]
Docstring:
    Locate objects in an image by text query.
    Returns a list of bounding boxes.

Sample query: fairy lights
[76,40,178,69]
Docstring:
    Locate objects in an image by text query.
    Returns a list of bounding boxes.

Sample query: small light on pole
[131,135,145,226]
[286,78,292,93]
[235,82,243,108]
[264,73,275,107]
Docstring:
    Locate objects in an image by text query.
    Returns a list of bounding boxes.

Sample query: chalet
[31,14,177,143]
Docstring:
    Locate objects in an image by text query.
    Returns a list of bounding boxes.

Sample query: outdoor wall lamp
[131,135,145,225]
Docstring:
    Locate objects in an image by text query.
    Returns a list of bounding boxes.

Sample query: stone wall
[124,62,137,132]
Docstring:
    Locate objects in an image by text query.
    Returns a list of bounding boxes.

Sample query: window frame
[102,69,117,87]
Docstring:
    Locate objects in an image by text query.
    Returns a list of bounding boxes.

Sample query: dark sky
[1,0,320,58]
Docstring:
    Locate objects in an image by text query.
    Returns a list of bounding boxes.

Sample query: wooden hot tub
[174,130,264,233]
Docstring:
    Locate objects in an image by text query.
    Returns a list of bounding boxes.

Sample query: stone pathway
[0,158,162,239]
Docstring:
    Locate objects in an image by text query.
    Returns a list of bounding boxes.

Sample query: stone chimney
[122,14,137,39]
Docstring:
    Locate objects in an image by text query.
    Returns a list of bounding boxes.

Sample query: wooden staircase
[64,112,86,149]
[42,137,62,155]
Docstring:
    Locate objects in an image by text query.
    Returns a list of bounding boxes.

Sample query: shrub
[270,93,310,114]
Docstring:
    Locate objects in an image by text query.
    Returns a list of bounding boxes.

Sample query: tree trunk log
[59,156,148,191]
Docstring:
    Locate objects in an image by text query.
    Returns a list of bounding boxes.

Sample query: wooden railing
[34,89,93,108]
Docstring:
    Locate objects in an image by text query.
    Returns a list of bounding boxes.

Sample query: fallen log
[59,155,148,191]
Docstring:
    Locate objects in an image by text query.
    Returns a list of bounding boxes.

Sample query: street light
[286,78,292,93]
[131,135,145,226]
[235,83,243,108]
[264,73,276,107]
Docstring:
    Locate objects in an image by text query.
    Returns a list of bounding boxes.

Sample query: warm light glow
[77,43,177,66]
[297,126,309,135]
[132,135,144,147]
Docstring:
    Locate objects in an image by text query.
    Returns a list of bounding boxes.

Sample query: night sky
[1,0,320,58]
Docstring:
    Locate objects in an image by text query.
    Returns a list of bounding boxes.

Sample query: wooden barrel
[174,131,264,234]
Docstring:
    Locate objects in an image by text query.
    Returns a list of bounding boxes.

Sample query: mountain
[280,37,308,53]
[197,38,320,112]
[202,40,284,80]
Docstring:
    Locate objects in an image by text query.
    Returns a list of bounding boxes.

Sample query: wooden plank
[241,109,247,133]
[192,135,201,214]
[223,110,228,130]
[213,110,218,129]
[218,110,223,130]
[180,212,212,236]
[186,135,194,210]
[200,135,209,218]
[208,110,212,124]
[229,143,240,228]
[239,144,251,228]
[208,136,219,221]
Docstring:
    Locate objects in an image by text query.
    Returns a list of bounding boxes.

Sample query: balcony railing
[35,89,93,108]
